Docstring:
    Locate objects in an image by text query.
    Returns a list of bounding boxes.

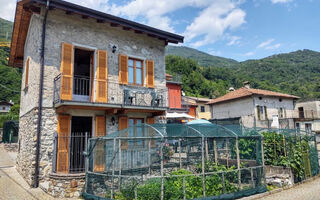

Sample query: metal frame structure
[83,123,266,200]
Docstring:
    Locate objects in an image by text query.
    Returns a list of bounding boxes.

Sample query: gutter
[34,0,50,188]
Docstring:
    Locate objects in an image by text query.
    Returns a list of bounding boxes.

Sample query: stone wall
[265,165,294,187]
[16,108,38,186]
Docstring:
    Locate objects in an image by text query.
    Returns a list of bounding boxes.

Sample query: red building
[166,74,197,122]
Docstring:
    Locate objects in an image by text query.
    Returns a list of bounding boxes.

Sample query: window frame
[128,58,144,86]
[129,118,145,148]
[200,106,205,113]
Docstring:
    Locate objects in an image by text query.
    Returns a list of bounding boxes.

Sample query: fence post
[160,140,164,200]
[236,138,241,189]
[111,138,116,199]
[179,138,182,168]
[213,139,218,164]
[119,138,122,191]
[222,172,226,193]
[261,139,265,184]
[149,138,152,175]
[202,137,206,197]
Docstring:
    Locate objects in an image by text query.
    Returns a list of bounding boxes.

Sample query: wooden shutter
[60,43,73,100]
[96,50,108,103]
[119,54,128,84]
[147,117,156,147]
[119,116,129,150]
[25,57,30,88]
[146,60,154,88]
[94,116,106,172]
[57,115,71,173]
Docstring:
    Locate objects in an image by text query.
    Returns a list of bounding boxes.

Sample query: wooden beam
[134,30,143,34]
[66,10,73,15]
[56,105,113,113]
[97,19,105,23]
[123,27,131,31]
[82,15,89,19]
[110,23,119,27]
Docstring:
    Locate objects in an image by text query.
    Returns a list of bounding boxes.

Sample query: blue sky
[1,0,319,61]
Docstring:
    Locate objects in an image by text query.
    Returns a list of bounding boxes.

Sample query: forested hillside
[166,49,320,99]
[0,18,21,104]
[166,46,238,67]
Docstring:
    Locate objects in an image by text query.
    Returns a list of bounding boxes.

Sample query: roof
[181,96,197,106]
[9,0,184,67]
[185,96,212,103]
[207,87,300,105]
[0,101,14,106]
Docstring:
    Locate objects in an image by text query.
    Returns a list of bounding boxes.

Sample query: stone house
[294,100,320,133]
[9,0,183,198]
[207,84,299,129]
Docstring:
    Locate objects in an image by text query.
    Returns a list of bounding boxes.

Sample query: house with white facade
[294,100,320,133]
[207,84,299,129]
[9,0,183,198]
[0,100,13,113]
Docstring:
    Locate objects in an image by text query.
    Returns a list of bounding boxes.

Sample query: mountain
[0,18,13,42]
[166,49,320,99]
[165,45,238,67]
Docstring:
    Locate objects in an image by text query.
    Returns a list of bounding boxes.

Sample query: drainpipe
[34,0,50,188]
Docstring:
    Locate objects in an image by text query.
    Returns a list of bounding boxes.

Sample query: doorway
[70,116,92,173]
[73,48,94,101]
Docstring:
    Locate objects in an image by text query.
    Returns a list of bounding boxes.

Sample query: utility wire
[0,83,20,93]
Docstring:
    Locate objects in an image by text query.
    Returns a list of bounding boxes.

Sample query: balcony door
[73,48,94,102]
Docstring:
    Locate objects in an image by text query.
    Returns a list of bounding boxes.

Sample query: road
[0,144,56,200]
[260,178,320,200]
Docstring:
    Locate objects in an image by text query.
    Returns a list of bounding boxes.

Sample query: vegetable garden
[83,124,267,200]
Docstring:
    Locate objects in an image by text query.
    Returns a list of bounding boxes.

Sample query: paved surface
[0,144,56,200]
[257,178,320,200]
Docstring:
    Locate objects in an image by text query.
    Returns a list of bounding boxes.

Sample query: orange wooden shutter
[96,50,108,103]
[147,117,156,147]
[94,116,106,172]
[25,57,30,88]
[119,54,128,84]
[119,116,129,150]
[57,115,71,173]
[146,60,154,88]
[60,43,73,100]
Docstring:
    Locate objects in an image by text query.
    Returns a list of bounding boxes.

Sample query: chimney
[244,81,250,89]
[229,87,235,92]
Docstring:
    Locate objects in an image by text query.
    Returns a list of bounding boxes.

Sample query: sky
[1,0,320,61]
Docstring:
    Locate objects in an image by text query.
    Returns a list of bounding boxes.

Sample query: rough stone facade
[17,5,168,198]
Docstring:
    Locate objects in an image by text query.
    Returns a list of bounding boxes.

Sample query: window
[200,106,205,112]
[305,123,312,133]
[279,108,285,118]
[128,58,143,86]
[298,107,304,118]
[25,57,30,88]
[296,123,300,131]
[2,107,5,110]
[129,118,145,147]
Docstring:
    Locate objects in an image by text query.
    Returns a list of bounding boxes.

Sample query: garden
[84,124,266,200]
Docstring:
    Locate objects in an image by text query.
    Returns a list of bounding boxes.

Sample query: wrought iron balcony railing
[53,74,168,109]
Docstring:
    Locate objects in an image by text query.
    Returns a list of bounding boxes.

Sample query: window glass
[136,61,142,68]
[201,106,205,112]
[136,68,142,85]
[128,66,134,84]
[128,59,134,67]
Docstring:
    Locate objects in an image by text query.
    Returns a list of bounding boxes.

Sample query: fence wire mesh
[84,124,267,200]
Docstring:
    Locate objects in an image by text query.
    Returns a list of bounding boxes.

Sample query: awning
[166,112,195,119]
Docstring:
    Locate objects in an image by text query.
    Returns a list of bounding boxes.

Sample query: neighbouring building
[294,100,320,133]
[207,83,299,129]
[184,96,212,120]
[166,74,195,122]
[9,0,183,198]
[0,100,13,114]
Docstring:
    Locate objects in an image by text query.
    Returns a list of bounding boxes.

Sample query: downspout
[34,0,50,188]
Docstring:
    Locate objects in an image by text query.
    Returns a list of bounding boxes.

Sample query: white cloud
[107,0,213,32]
[244,51,254,56]
[184,0,246,47]
[271,0,293,4]
[257,39,274,48]
[265,43,281,50]
[0,0,16,21]
[227,36,241,46]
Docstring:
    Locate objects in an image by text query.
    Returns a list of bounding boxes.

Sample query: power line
[0,83,20,93]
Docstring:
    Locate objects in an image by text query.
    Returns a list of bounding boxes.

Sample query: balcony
[294,110,320,120]
[53,74,167,111]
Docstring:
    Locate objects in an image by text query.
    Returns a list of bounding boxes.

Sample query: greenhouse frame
[83,124,268,200]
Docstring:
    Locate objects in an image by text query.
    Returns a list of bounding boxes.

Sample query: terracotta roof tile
[207,87,299,105]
